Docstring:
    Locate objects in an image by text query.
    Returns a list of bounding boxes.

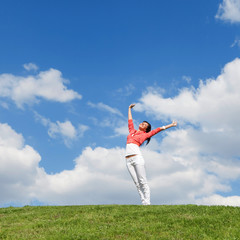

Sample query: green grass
[1,205,240,239]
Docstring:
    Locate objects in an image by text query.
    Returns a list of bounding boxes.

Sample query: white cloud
[231,38,240,48]
[87,102,126,137]
[0,68,82,108]
[48,121,77,139]
[34,112,88,147]
[135,58,240,131]
[87,101,127,139]
[137,132,235,205]
[114,123,129,136]
[196,194,240,206]
[23,63,39,71]
[0,123,24,149]
[182,75,191,83]
[88,102,123,117]
[116,84,135,97]
[0,123,44,205]
[77,124,90,138]
[216,0,240,23]
[0,124,131,205]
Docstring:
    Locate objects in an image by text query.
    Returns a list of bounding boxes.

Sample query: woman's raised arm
[128,104,135,120]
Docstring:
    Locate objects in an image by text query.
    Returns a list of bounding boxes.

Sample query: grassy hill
[1,204,240,239]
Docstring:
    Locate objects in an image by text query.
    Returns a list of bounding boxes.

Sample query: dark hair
[143,121,151,145]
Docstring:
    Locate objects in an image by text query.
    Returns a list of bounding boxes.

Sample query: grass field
[1,204,240,239]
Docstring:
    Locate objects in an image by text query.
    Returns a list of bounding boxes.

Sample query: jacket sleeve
[145,127,162,139]
[128,119,135,133]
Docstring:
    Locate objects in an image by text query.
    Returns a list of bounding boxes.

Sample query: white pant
[126,155,150,205]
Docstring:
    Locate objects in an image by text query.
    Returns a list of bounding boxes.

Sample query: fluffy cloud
[216,0,240,23]
[87,101,127,137]
[196,194,240,206]
[0,68,82,108]
[88,102,123,117]
[34,112,88,147]
[0,123,44,205]
[0,123,131,206]
[114,123,129,136]
[135,58,240,131]
[23,63,39,71]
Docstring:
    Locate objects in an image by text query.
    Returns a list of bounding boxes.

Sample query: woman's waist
[125,143,142,157]
[126,140,141,146]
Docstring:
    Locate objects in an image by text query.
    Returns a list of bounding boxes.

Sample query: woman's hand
[129,104,135,109]
[172,120,177,127]
[161,120,177,130]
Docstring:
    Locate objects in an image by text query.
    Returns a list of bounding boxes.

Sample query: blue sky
[1,0,240,206]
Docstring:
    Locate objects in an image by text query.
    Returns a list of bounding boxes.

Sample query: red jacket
[126,119,162,146]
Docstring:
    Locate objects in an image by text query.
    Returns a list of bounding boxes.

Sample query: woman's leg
[126,155,150,205]
[134,164,150,205]
[126,160,145,204]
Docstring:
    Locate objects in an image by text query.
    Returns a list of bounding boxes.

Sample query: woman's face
[139,122,149,132]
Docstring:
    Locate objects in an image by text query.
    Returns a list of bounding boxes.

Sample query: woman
[126,103,177,205]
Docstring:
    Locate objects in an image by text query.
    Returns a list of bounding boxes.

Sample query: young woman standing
[126,104,177,205]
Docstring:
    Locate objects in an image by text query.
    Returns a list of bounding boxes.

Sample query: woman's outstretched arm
[128,104,135,120]
[160,120,177,130]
